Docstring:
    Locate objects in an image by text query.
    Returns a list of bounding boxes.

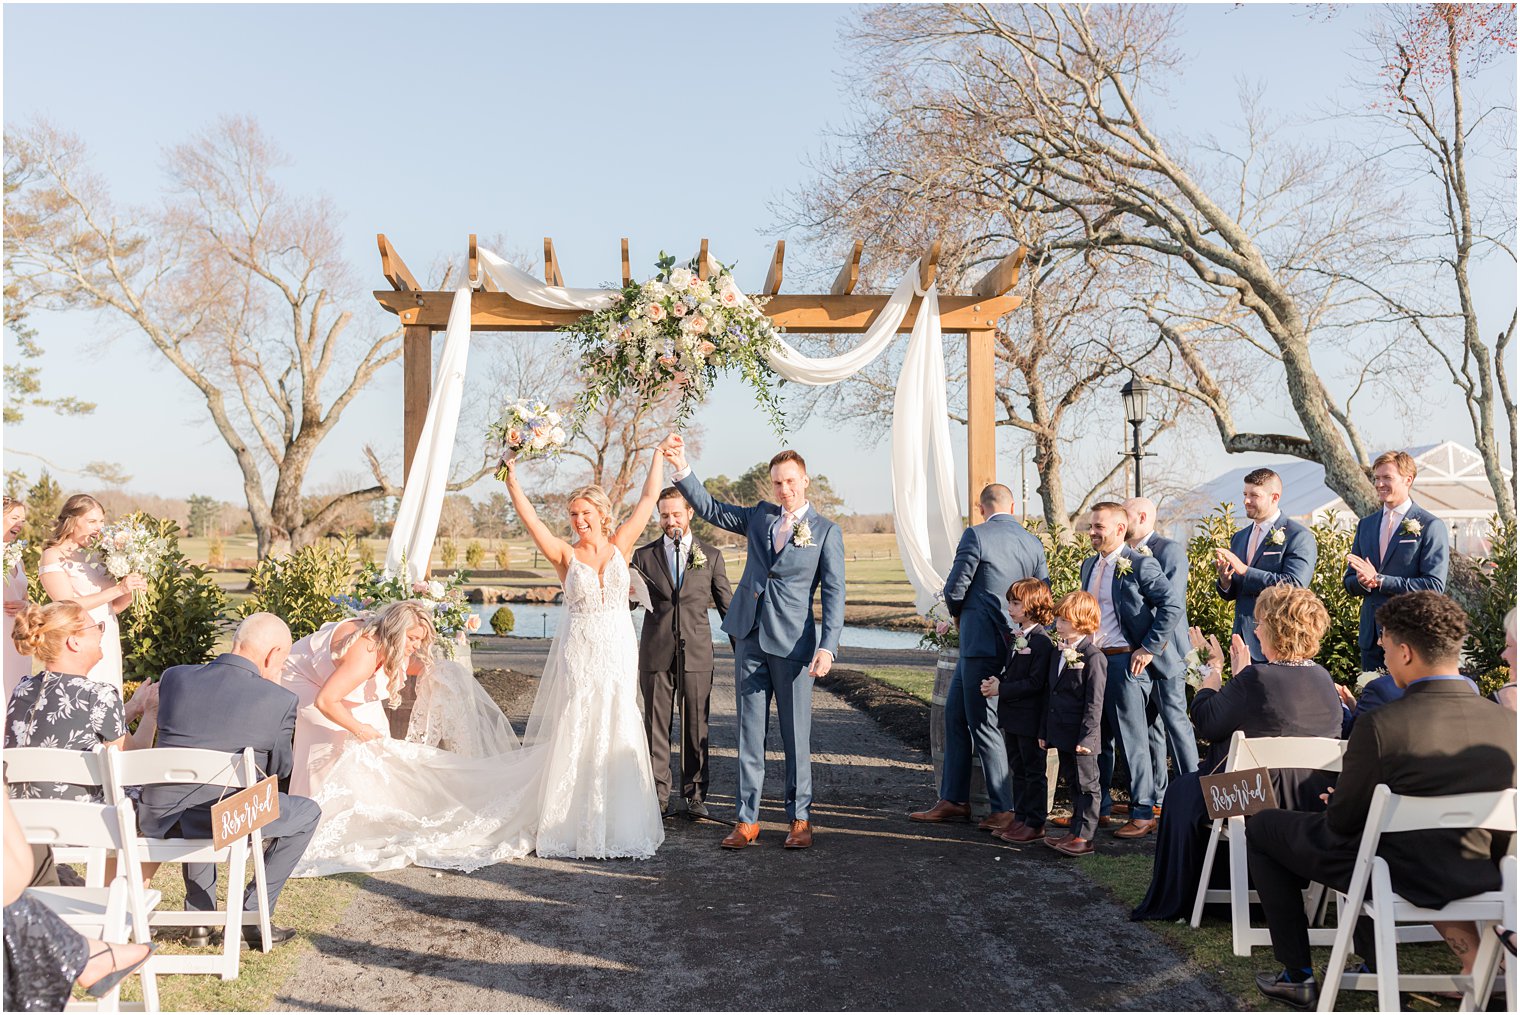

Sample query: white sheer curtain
[386,248,961,608]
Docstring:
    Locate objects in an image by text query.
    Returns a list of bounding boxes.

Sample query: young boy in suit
[1040,591,1108,857]
[980,578,1058,843]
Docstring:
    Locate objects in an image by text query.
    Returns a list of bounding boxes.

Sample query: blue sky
[4,4,1514,516]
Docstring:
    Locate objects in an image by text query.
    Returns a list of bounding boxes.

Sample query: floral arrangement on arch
[332,564,480,659]
[561,252,787,433]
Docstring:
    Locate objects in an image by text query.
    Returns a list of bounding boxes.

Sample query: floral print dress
[4,670,124,801]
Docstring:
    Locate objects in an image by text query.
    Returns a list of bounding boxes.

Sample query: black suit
[1040,636,1107,840]
[631,535,732,807]
[139,653,321,916]
[1246,679,1517,970]
[996,625,1057,829]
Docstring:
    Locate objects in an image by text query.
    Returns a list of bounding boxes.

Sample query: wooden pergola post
[402,325,431,477]
[966,329,996,522]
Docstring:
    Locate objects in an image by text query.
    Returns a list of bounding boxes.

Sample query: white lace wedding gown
[293,548,663,875]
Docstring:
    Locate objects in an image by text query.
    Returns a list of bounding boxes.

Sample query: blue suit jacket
[138,653,300,838]
[942,514,1049,659]
[1342,502,1449,654]
[1078,545,1184,678]
[676,471,845,662]
[1137,533,1191,662]
[1219,515,1318,632]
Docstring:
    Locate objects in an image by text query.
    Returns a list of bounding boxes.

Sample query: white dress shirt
[665,532,692,588]
[1086,547,1127,650]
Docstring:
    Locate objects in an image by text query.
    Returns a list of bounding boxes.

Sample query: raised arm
[500,457,574,576]
[613,451,666,559]
[661,433,757,535]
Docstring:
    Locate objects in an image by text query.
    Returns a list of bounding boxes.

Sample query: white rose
[551,426,567,443]
[426,580,446,598]
[669,267,693,288]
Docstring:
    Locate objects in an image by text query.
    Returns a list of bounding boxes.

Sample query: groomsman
[1215,468,1318,663]
[632,487,733,819]
[1082,502,1183,839]
[1343,450,1449,671]
[1123,498,1198,783]
[910,484,1048,832]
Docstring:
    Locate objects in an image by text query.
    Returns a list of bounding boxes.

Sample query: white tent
[1174,441,1507,554]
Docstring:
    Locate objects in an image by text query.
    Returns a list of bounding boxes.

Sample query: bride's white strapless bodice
[563,549,630,616]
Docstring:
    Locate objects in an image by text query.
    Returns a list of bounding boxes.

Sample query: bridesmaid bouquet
[338,564,479,658]
[3,540,24,576]
[487,401,568,478]
[95,520,170,579]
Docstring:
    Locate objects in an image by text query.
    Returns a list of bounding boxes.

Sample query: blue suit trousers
[939,655,1014,813]
[733,635,814,823]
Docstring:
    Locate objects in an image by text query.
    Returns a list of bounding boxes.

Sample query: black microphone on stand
[669,525,687,815]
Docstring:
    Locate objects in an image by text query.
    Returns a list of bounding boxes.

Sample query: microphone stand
[670,528,686,816]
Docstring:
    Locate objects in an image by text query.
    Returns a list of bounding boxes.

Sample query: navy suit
[1218,516,1318,663]
[1135,534,1199,783]
[1342,502,1449,670]
[676,470,845,824]
[1080,546,1183,822]
[995,624,1058,830]
[1039,636,1107,840]
[940,514,1050,813]
[140,654,321,916]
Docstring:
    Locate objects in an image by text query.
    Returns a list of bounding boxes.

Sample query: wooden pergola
[373,234,1026,515]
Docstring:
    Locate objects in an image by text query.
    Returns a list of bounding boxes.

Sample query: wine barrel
[928,650,991,817]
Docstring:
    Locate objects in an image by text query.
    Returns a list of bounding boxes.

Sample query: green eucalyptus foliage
[241,539,356,640]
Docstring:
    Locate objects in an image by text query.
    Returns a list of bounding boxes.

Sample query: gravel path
[275,643,1232,1011]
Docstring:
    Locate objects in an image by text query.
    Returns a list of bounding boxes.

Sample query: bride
[292,450,667,875]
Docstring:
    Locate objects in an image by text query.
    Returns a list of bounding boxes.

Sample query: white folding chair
[1190,733,1348,957]
[107,747,272,979]
[1318,785,1517,1012]
[13,797,160,1012]
[4,746,113,885]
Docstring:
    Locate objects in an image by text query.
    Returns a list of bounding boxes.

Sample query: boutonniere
[1062,646,1084,669]
[687,545,707,570]
[791,520,814,548]
[1400,518,1422,537]
[1356,669,1385,690]
[1115,557,1134,578]
[1134,544,1153,557]
[1268,527,1286,546]
[1012,633,1030,654]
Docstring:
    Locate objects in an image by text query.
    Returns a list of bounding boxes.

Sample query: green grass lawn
[1077,852,1474,1012]
[857,665,939,703]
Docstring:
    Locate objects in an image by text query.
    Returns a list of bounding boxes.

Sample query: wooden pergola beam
[375,288,1021,332]
[621,238,631,287]
[543,238,564,287]
[918,239,942,291]
[831,239,863,295]
[377,233,421,291]
[697,238,710,281]
[972,246,1027,299]
[762,240,785,296]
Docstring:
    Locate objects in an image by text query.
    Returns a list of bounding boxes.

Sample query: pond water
[468,603,925,651]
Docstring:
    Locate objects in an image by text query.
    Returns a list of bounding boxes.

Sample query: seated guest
[980,578,1058,843]
[1338,672,1404,736]
[5,603,159,802]
[1132,585,1343,922]
[1039,591,1106,857]
[1245,591,1516,1009]
[139,613,320,950]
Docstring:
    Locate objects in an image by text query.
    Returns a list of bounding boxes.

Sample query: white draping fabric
[386,248,961,610]
[385,287,474,582]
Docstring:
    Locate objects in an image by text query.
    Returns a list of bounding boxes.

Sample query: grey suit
[140,654,321,916]
[632,535,733,807]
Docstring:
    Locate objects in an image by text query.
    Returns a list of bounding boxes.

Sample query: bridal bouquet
[487,402,568,479]
[562,253,787,433]
[337,564,480,658]
[918,594,960,652]
[94,519,171,579]
[3,540,24,576]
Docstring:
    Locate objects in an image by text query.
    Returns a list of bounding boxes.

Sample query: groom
[661,433,845,850]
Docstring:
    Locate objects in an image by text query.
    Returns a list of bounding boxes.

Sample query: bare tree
[851,4,1422,515]
[5,116,490,557]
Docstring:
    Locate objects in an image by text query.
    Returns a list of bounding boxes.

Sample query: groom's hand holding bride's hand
[659,432,687,472]
[809,649,833,680]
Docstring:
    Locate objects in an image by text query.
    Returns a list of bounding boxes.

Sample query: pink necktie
[773,512,791,553]
[1090,557,1107,595]
[1379,511,1397,559]
[1246,525,1262,562]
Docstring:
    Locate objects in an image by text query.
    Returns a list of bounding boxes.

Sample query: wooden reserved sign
[1200,767,1278,821]
[210,776,280,849]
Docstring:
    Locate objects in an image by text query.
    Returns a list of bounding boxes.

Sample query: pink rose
[658,354,679,369]
[113,532,130,550]
[698,340,716,357]
[466,614,481,631]
[687,315,707,334]
[671,302,688,318]
[412,581,428,595]
[935,621,951,636]
[506,427,522,447]
[645,303,666,322]
[719,287,740,307]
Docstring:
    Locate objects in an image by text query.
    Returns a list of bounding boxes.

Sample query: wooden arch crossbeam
[375,234,1027,515]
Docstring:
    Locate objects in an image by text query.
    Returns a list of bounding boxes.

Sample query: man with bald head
[140,613,321,950]
[911,483,1048,831]
[1216,468,1318,663]
[1123,498,1198,795]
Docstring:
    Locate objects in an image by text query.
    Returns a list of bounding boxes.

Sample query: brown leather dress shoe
[783,820,813,849]
[996,822,1046,844]
[978,811,1016,832]
[1048,813,1114,830]
[720,822,760,849]
[1048,835,1095,857]
[1113,818,1158,839]
[908,799,971,823]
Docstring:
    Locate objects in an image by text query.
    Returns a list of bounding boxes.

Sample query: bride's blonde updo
[12,601,92,665]
[567,485,615,538]
[352,600,437,706]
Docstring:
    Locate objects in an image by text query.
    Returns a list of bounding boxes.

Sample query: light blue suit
[939,514,1049,813]
[1135,534,1199,785]
[1218,515,1318,663]
[1342,501,1449,670]
[676,470,845,824]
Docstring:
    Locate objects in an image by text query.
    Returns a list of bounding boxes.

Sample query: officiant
[633,487,733,818]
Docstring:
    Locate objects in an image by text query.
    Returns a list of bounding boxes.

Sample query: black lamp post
[1119,375,1155,497]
